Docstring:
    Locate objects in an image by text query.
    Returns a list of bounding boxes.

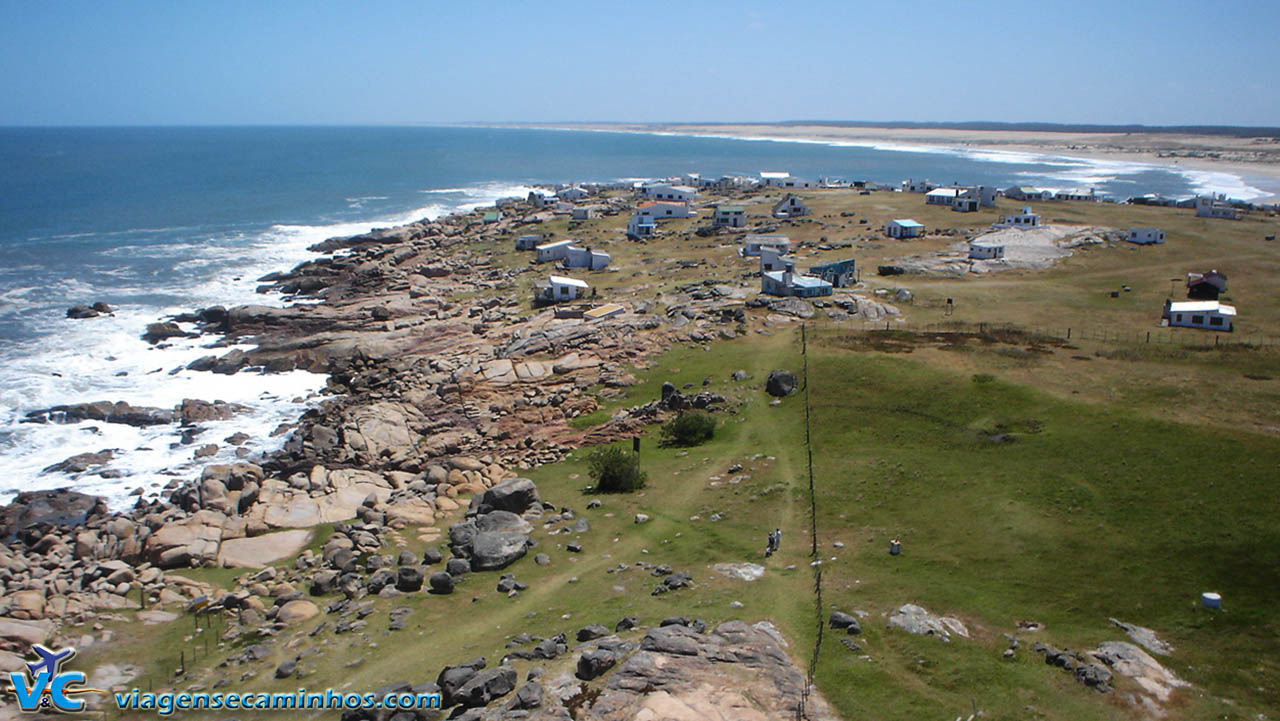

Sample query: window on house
[1192,315,1205,325]
[1175,314,1183,322]
[1210,317,1223,326]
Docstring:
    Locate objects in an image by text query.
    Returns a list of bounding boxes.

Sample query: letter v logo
[10,671,49,711]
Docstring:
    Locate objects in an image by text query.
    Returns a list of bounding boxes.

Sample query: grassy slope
[806,344,1280,721]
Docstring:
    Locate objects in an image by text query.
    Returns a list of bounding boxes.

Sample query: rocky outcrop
[24,401,175,427]
[887,604,969,642]
[0,489,104,543]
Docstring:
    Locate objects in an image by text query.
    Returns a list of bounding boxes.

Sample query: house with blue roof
[886,218,924,239]
[762,270,833,298]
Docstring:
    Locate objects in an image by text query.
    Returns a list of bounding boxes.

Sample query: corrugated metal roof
[1169,301,1235,315]
[891,219,923,227]
[549,275,589,288]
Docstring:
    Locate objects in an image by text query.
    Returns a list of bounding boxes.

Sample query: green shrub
[971,373,995,384]
[587,446,647,493]
[660,411,717,447]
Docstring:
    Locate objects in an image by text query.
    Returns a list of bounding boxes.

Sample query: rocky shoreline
[0,190,753,681]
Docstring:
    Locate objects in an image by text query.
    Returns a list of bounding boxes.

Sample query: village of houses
[475,169,1271,337]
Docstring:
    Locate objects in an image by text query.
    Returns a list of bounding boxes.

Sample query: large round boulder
[766,370,798,397]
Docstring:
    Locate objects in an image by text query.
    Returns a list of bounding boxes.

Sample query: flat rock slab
[137,610,179,625]
[218,529,315,568]
[710,563,765,582]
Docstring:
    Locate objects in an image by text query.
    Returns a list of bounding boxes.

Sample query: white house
[925,188,961,206]
[1162,300,1235,331]
[556,186,589,201]
[971,185,998,207]
[535,239,576,263]
[561,245,611,270]
[885,219,924,239]
[994,206,1041,230]
[1127,227,1165,245]
[528,190,556,208]
[713,205,747,228]
[635,200,695,219]
[1055,188,1097,202]
[762,270,832,298]
[741,234,791,257]
[643,184,699,203]
[759,171,791,187]
[1004,186,1050,202]
[759,247,795,273]
[571,205,603,220]
[968,240,1005,260]
[1195,195,1240,219]
[776,177,813,189]
[535,275,589,303]
[626,212,656,240]
[772,194,809,218]
[515,233,544,251]
[901,179,936,194]
[952,194,980,212]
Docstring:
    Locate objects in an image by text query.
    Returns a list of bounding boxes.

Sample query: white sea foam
[0,184,533,509]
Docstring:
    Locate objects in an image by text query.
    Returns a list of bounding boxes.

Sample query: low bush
[587,446,647,493]
[660,411,717,447]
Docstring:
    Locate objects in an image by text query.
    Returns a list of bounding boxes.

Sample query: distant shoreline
[489,122,1280,203]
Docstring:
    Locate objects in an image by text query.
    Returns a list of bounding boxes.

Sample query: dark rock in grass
[453,666,516,708]
[508,681,543,710]
[366,568,395,594]
[428,572,454,594]
[470,531,530,571]
[446,557,471,576]
[576,624,609,642]
[394,567,423,593]
[765,370,798,397]
[829,611,861,634]
[533,553,550,566]
[475,478,542,516]
[423,547,443,565]
[659,616,705,633]
[615,616,638,632]
[566,541,582,553]
[274,660,296,679]
[397,550,416,566]
[575,649,618,681]
[437,657,486,707]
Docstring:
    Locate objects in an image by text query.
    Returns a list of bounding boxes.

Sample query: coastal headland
[1,175,1279,720]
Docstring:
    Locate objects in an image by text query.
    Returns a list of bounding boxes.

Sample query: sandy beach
[512,122,1280,202]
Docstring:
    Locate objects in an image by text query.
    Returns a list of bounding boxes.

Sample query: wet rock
[24,401,174,427]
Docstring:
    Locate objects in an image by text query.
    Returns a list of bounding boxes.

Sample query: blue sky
[1,0,1276,126]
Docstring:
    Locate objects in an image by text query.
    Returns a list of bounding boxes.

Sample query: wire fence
[797,323,823,721]
[816,319,1279,350]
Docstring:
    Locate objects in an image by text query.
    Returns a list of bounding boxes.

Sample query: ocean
[0,125,1260,507]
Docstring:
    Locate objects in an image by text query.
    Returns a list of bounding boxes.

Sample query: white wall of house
[968,242,1005,260]
[1166,302,1235,331]
[1128,227,1165,244]
[885,220,924,238]
[714,207,746,227]
[759,247,794,273]
[535,240,575,263]
[643,184,699,202]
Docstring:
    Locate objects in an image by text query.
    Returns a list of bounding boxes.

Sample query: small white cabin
[713,205,746,228]
[626,212,656,239]
[1128,227,1165,245]
[535,239,575,263]
[900,179,936,194]
[1055,188,1097,202]
[643,184,699,203]
[536,275,589,303]
[528,190,556,208]
[1004,186,1049,202]
[562,245,611,270]
[571,205,603,220]
[635,201,695,219]
[759,247,795,273]
[1163,300,1235,331]
[995,206,1041,230]
[556,186,589,201]
[968,241,1005,260]
[772,194,809,218]
[925,188,960,206]
[885,219,924,239]
[1195,195,1239,219]
[741,234,791,257]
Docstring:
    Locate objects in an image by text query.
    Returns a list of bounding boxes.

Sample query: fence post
[1067,327,1071,339]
